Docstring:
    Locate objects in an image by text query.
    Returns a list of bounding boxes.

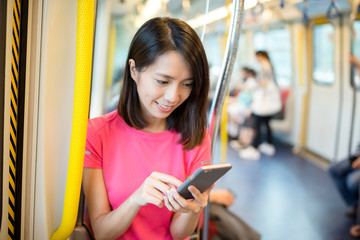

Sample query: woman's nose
[164,85,180,103]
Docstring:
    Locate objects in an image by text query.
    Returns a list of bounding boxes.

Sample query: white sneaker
[230,140,243,150]
[239,146,260,160]
[258,142,275,156]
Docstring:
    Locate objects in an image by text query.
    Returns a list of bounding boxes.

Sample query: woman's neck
[142,119,167,133]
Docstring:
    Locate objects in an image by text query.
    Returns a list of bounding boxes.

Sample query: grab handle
[51,0,94,239]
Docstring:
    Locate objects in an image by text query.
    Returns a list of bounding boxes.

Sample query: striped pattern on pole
[8,0,21,239]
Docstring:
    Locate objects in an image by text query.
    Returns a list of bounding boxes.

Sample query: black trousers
[252,114,273,148]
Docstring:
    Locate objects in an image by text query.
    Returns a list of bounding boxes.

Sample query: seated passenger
[83,17,213,240]
[227,67,257,139]
[202,189,261,240]
[347,55,360,238]
[328,150,360,217]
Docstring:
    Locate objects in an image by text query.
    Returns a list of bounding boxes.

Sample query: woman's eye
[184,82,194,88]
[156,80,168,85]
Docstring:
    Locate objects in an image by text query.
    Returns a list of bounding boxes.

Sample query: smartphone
[177,163,232,199]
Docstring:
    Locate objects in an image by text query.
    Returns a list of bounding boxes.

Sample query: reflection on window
[313,24,335,85]
[254,28,292,87]
[353,21,360,89]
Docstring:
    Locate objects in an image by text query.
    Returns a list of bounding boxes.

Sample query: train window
[312,24,335,85]
[254,28,292,87]
[353,21,360,89]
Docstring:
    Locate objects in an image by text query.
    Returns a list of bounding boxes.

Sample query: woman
[239,50,281,160]
[83,17,212,240]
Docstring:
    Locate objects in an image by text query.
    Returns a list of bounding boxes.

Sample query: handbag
[251,80,281,116]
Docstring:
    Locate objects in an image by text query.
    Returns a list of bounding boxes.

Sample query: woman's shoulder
[261,62,272,73]
[88,110,122,133]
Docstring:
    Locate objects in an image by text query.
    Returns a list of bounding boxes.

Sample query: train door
[306,20,342,161]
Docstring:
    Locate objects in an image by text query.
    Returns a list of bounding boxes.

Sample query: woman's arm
[83,168,140,239]
[83,168,182,240]
[166,185,214,239]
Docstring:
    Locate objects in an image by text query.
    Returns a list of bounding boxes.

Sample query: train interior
[1,0,360,239]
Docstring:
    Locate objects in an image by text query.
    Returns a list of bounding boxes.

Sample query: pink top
[84,111,211,240]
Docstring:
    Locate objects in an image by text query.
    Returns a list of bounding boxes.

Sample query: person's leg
[239,115,260,160]
[263,116,273,145]
[346,170,360,206]
[328,160,359,206]
[252,115,262,148]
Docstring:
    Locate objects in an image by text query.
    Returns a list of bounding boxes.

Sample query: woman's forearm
[91,195,141,240]
[170,211,202,240]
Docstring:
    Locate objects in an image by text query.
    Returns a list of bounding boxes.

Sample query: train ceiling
[108,0,355,29]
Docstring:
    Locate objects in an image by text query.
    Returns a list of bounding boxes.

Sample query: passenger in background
[347,55,360,238]
[239,50,281,160]
[203,189,261,240]
[227,67,257,139]
[328,146,360,218]
[350,55,360,75]
[82,17,213,240]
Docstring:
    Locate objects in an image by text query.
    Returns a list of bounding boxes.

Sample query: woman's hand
[163,184,214,214]
[131,172,183,208]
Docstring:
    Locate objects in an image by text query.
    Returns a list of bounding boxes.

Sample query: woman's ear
[129,59,138,82]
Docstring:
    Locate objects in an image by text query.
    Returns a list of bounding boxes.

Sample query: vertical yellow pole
[106,20,116,100]
[51,0,94,239]
[220,1,232,163]
[220,96,229,163]
[297,26,311,150]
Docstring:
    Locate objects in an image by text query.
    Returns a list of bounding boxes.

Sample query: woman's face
[255,54,262,63]
[129,51,193,131]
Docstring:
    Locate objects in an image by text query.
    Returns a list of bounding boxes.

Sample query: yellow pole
[297,26,311,150]
[220,1,232,163]
[220,95,229,163]
[51,0,94,239]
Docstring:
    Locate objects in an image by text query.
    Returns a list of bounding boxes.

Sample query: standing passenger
[239,50,281,160]
[82,17,212,240]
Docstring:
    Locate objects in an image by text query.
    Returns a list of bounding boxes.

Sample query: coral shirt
[84,111,211,240]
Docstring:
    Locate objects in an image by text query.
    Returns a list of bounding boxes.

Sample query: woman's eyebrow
[155,73,193,81]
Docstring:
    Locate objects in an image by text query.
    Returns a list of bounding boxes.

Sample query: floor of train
[213,140,357,240]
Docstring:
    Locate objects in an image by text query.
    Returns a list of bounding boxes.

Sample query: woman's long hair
[118,17,210,150]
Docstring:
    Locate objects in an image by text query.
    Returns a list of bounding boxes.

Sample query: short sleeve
[83,120,102,168]
[188,130,212,175]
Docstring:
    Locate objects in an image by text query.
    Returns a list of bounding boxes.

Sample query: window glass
[353,20,360,89]
[254,28,292,87]
[312,24,335,85]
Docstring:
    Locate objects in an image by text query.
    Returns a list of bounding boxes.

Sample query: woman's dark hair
[255,50,276,82]
[118,17,210,150]
[241,66,257,79]
[255,50,270,62]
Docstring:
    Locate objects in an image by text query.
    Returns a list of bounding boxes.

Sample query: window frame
[312,22,336,86]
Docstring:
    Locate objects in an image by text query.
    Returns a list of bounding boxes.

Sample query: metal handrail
[326,0,341,20]
[302,0,309,23]
[204,0,245,238]
[348,0,360,162]
[251,0,264,17]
